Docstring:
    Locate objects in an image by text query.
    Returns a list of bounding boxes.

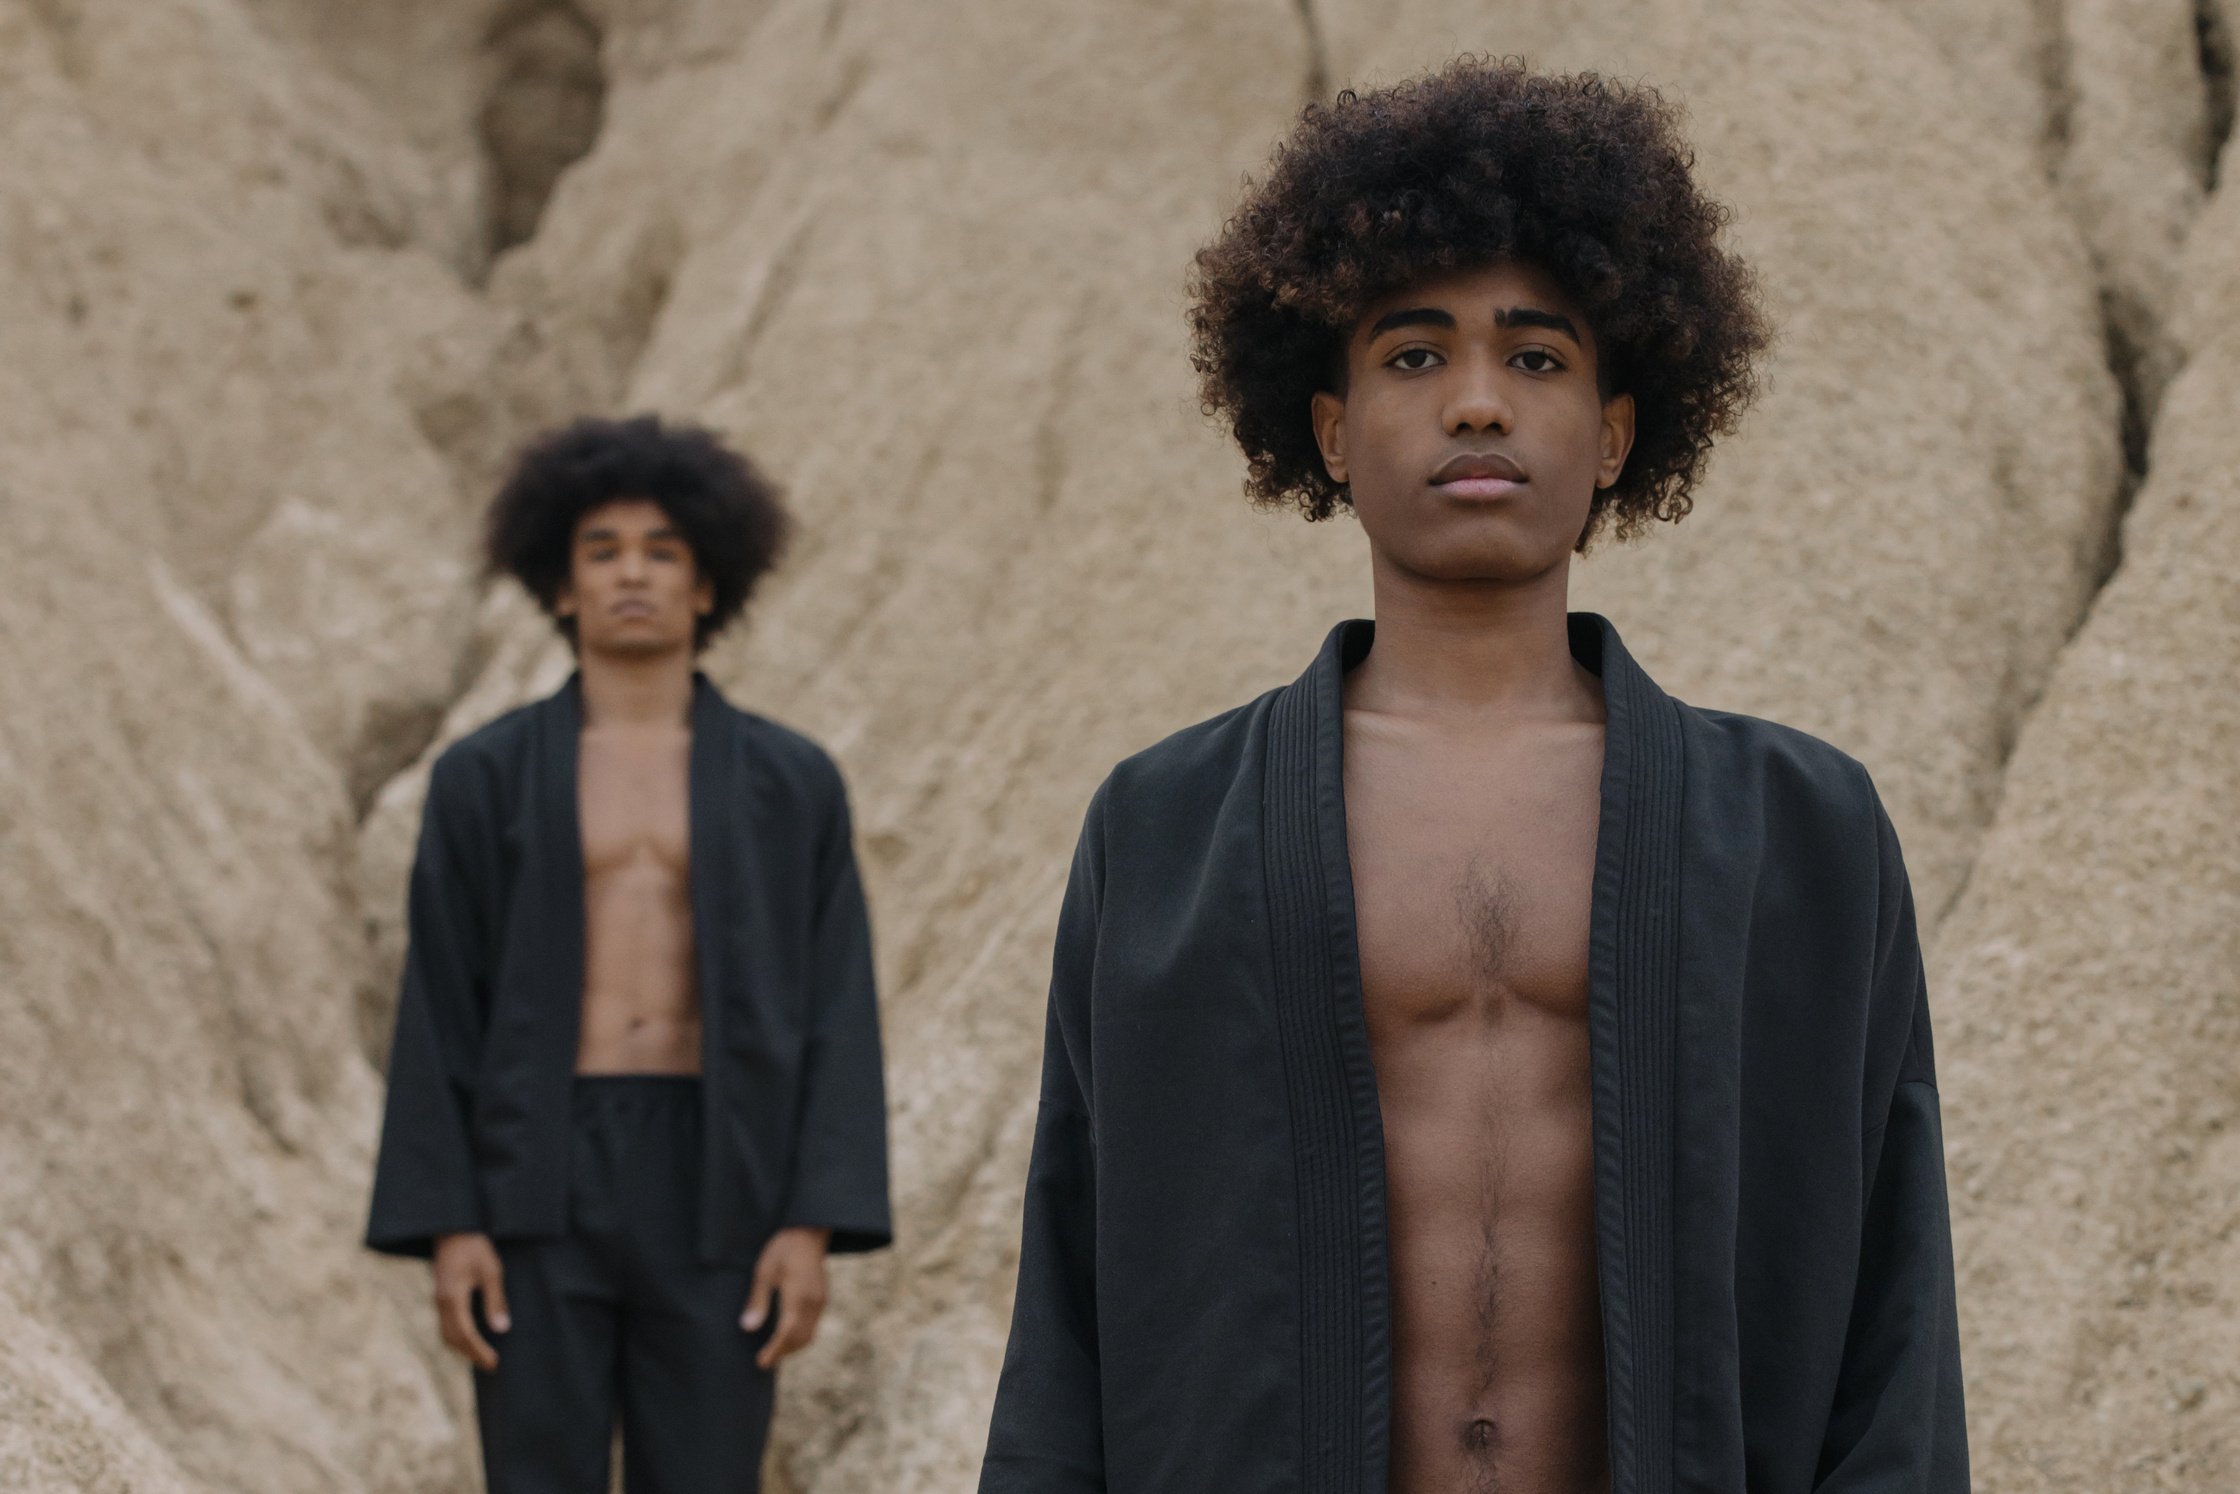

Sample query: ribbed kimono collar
[1262,611,1683,1494]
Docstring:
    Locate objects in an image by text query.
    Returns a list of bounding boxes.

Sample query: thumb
[741,1261,776,1332]
[482,1255,512,1335]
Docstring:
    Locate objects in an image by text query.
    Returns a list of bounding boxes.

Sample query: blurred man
[980,61,1965,1493]
[367,415,891,1493]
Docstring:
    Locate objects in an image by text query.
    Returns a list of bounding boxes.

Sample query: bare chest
[576,729,693,883]
[1344,716,1604,1026]
[1345,709,1613,1490]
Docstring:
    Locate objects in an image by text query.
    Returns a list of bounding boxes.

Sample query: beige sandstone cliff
[1,0,2233,1489]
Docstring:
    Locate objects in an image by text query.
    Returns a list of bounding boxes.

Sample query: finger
[741,1266,775,1332]
[757,1289,821,1370]
[436,1295,464,1357]
[464,1319,499,1373]
[755,1288,796,1369]
[441,1293,499,1372]
[754,1302,791,1369]
[480,1259,512,1336]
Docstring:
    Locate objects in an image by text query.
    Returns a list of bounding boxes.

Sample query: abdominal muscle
[575,852,703,1074]
[1377,1001,1610,1494]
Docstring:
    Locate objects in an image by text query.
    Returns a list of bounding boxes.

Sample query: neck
[577,644,698,729]
[1348,547,1596,723]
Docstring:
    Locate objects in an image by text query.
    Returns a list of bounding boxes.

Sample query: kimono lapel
[1260,613,1684,1494]
[518,677,588,1229]
[1263,618,1387,1494]
[1576,613,1684,1494]
[685,673,780,1040]
[684,673,782,1256]
[530,675,587,1007]
[688,673,738,1058]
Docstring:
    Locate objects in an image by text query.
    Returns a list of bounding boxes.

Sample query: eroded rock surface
[4,0,2234,1489]
[1937,162,2240,1491]
[0,0,561,1486]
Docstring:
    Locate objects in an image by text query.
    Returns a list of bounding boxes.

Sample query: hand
[741,1226,832,1369]
[432,1232,508,1371]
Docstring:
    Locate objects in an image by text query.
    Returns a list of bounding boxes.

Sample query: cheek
[1343,393,1431,484]
[1536,393,1614,470]
[1362,381,1432,439]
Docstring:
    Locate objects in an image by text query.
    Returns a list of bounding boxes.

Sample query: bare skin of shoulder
[576,718,701,1074]
[1347,669,1608,1494]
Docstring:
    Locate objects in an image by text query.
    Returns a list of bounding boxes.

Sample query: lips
[1429,450,1528,499]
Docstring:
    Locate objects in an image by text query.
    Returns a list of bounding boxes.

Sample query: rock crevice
[480,1,606,262]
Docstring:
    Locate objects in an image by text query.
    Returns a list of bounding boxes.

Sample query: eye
[1512,347,1564,374]
[1387,346,1443,372]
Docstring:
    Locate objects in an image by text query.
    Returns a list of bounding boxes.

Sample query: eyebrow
[1494,306,1582,344]
[1363,303,1584,346]
[1365,306,1457,341]
[576,524,683,544]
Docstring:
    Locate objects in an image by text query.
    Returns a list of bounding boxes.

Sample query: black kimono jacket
[981,615,1966,1493]
[365,673,892,1265]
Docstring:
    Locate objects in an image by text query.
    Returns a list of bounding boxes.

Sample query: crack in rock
[481,2,607,260]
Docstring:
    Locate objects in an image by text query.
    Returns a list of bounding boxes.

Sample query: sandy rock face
[1936,165,2240,1490]
[0,466,467,1488]
[0,1263,197,1494]
[1886,0,2228,421]
[0,0,574,804]
[5,0,2236,1492]
[0,0,577,1487]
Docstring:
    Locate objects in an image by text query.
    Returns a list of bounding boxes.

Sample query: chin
[586,632,693,659]
[1396,529,1570,586]
[1364,495,1582,586]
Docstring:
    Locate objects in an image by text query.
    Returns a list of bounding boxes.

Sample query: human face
[554,498,713,659]
[1310,261,1635,585]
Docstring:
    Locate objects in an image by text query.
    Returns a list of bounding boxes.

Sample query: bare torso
[575,721,702,1074]
[1345,675,1609,1494]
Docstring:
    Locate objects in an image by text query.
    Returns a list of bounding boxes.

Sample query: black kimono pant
[474,1076,775,1493]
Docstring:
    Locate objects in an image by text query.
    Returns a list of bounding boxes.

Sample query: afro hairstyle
[484,413,791,651]
[1189,57,1769,546]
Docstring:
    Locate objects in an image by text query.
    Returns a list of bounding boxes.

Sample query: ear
[1595,391,1637,490]
[1310,389,1350,486]
[554,582,578,618]
[694,576,715,616]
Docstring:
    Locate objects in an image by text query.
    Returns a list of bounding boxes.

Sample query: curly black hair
[1189,57,1769,546]
[484,414,791,651]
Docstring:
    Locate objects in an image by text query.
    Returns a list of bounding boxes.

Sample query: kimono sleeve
[365,751,495,1258]
[979,786,1106,1493]
[776,763,894,1254]
[1816,790,1969,1490]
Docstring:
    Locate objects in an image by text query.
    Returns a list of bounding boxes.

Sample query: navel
[1460,1415,1504,1493]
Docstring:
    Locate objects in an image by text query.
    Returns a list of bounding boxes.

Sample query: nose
[1443,349,1513,436]
[617,545,650,583]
